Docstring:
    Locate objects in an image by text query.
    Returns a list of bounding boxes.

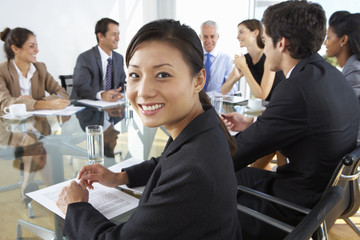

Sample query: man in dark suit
[222,1,360,239]
[70,18,126,102]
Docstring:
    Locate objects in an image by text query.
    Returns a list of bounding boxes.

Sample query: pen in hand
[51,90,65,99]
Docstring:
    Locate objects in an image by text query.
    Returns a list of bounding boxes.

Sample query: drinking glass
[86,125,104,165]
[211,96,223,115]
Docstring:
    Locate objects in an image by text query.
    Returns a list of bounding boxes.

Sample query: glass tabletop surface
[0,103,169,239]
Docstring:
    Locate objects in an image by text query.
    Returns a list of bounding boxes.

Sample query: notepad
[77,99,125,109]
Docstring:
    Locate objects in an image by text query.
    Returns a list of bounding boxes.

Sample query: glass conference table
[0,102,171,239]
[0,99,247,239]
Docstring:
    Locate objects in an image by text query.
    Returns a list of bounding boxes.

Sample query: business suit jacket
[70,46,126,100]
[342,54,360,103]
[234,52,359,204]
[234,53,360,239]
[63,106,242,240]
[0,61,69,111]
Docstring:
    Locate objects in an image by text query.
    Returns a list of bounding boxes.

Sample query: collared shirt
[13,60,36,96]
[97,46,113,100]
[203,46,236,95]
[286,65,296,79]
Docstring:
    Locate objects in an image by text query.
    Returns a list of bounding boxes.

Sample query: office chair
[325,145,360,236]
[237,145,360,239]
[59,75,73,96]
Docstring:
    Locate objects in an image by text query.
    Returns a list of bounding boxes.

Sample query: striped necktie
[204,53,211,91]
[105,57,113,90]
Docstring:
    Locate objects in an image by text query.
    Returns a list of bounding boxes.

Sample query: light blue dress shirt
[203,46,237,95]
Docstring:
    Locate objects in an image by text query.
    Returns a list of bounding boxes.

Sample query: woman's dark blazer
[63,106,242,240]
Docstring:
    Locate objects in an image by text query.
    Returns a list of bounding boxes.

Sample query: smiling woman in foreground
[56,19,241,240]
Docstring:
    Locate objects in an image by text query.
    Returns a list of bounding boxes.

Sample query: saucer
[1,112,33,120]
[244,106,266,113]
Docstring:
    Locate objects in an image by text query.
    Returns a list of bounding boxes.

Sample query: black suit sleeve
[233,79,308,170]
[64,164,213,240]
[123,157,159,188]
[72,52,101,100]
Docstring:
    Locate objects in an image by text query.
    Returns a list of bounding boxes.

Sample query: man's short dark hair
[262,0,326,59]
[95,18,119,43]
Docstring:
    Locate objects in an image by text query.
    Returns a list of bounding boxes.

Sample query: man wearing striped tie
[199,20,237,95]
[71,18,126,102]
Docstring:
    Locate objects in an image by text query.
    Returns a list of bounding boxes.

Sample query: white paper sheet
[77,99,125,108]
[28,105,85,116]
[27,179,139,219]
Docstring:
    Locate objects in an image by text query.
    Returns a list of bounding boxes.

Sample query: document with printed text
[27,158,145,219]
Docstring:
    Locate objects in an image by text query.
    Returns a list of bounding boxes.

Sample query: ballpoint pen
[51,90,65,99]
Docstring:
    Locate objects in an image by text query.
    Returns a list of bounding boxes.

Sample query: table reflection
[0,103,168,239]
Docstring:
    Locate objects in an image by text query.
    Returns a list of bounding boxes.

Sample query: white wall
[1,0,358,87]
[0,0,145,83]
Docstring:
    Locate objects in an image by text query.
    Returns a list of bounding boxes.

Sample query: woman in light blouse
[0,27,69,111]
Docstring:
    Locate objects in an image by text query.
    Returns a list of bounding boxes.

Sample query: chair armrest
[284,186,344,240]
[237,204,295,233]
[340,170,360,181]
[237,185,310,214]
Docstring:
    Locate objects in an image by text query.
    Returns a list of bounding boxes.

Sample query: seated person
[57,19,241,240]
[0,27,69,111]
[222,1,360,239]
[199,20,237,95]
[221,19,284,101]
[324,11,360,103]
[70,18,126,102]
[221,19,286,170]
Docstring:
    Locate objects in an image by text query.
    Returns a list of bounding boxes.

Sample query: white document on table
[77,99,125,108]
[109,158,146,195]
[27,178,139,220]
[28,105,85,116]
[222,95,246,103]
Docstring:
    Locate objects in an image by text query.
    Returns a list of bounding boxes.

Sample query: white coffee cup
[4,104,27,116]
[247,98,262,110]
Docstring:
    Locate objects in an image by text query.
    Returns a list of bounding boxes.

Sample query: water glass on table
[211,96,223,115]
[86,125,104,165]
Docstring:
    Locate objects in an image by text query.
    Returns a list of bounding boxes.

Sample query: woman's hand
[77,164,127,189]
[233,66,242,81]
[47,99,70,109]
[234,54,248,72]
[56,180,89,215]
[221,112,254,132]
[34,99,70,110]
